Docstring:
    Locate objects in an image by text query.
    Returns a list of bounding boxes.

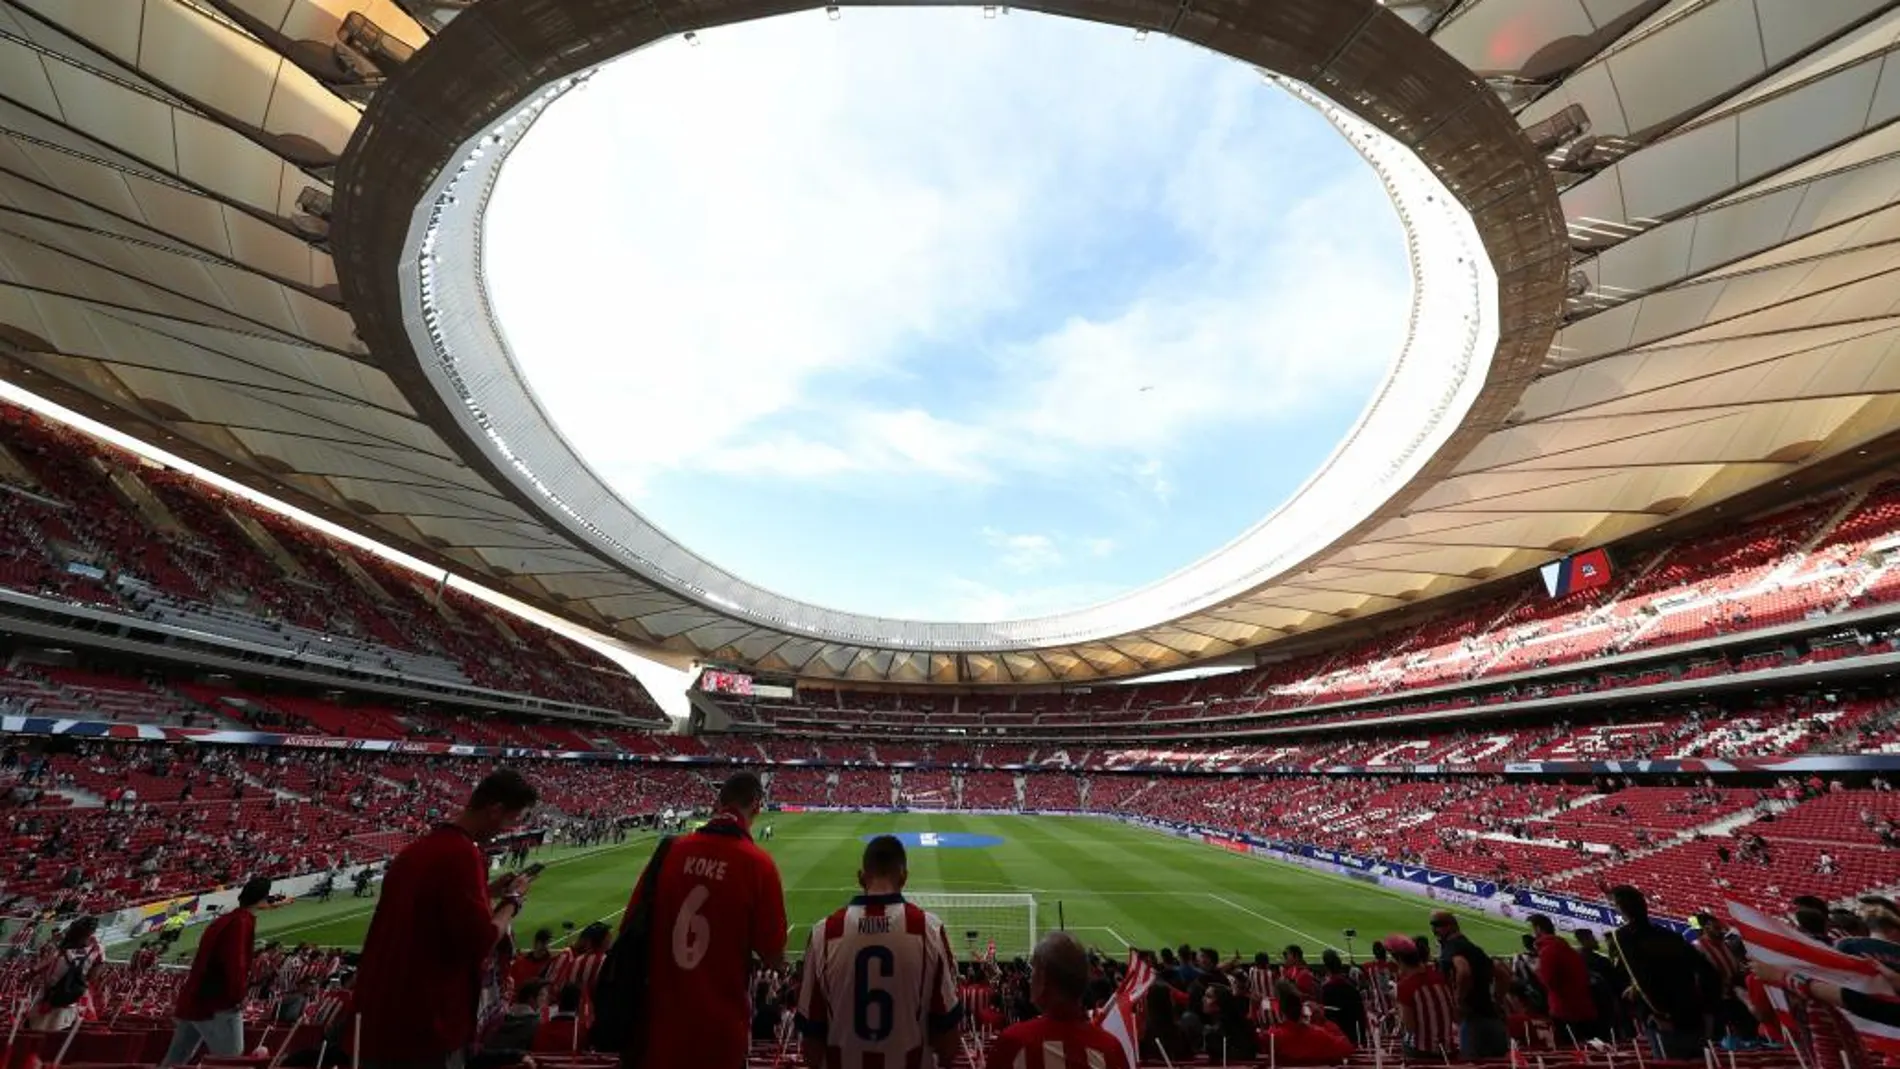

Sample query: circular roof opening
[483,8,1410,623]
[401,3,1502,651]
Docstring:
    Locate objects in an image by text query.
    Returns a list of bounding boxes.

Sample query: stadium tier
[0,405,659,720]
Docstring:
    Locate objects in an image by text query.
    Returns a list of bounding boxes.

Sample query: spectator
[487,979,546,1051]
[1282,944,1320,1000]
[277,979,317,1026]
[620,771,786,1069]
[1430,911,1508,1058]
[164,878,272,1064]
[985,932,1129,1069]
[28,916,101,1032]
[793,835,961,1069]
[1837,907,1900,969]
[1360,940,1397,1022]
[1391,936,1455,1059]
[354,769,540,1069]
[1203,984,1258,1061]
[1529,914,1597,1042]
[1319,948,1366,1044]
[533,984,583,1054]
[1608,885,1719,1059]
[1264,980,1356,1065]
[1139,982,1193,1063]
[507,928,563,993]
[545,923,608,1023]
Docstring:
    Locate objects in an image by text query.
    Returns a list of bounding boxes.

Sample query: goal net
[904,892,1038,963]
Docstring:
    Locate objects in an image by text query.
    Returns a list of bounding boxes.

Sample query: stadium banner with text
[1511,889,1690,935]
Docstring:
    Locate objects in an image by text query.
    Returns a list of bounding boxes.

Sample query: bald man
[985,932,1130,1069]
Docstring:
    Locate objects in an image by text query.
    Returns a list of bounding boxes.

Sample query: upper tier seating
[0,404,659,718]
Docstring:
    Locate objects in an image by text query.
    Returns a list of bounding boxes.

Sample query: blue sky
[484,8,1410,623]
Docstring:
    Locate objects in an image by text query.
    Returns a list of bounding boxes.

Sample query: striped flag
[1729,901,1900,1054]
[1093,950,1156,1068]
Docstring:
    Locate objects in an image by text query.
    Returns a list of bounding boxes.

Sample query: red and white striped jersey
[796,893,963,1069]
[1397,969,1456,1054]
[546,950,605,1000]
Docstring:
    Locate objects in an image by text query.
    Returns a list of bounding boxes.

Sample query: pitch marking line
[1205,893,1340,953]
[1064,926,1131,949]
[1114,820,1522,936]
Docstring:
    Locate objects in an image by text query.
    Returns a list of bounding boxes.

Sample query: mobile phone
[523,862,546,877]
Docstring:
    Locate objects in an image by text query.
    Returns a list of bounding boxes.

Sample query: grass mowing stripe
[130,814,1532,959]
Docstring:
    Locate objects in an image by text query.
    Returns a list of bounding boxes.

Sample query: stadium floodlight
[336,12,414,79]
[826,5,840,18]
[1523,103,1589,155]
[982,5,997,16]
[901,892,1037,961]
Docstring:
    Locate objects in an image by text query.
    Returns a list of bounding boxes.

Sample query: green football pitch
[146,813,1527,961]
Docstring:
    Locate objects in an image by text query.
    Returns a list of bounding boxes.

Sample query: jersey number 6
[852,945,895,1042]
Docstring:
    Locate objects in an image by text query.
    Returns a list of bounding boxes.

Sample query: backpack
[43,952,88,1009]
[587,837,675,1057]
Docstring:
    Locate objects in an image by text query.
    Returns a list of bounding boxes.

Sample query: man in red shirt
[623,772,786,1069]
[1529,915,1599,1042]
[161,877,272,1065]
[986,932,1130,1069]
[355,770,540,1069]
[508,927,564,995]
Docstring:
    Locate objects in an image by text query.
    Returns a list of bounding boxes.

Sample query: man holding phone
[356,769,540,1069]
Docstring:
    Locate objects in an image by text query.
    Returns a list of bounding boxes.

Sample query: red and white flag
[1093,950,1156,1068]
[1729,901,1900,1053]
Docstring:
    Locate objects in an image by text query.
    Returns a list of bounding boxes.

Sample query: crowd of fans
[6,770,1899,1069]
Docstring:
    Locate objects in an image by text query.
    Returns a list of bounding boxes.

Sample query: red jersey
[623,813,787,1069]
[176,908,255,1020]
[355,824,502,1062]
[1397,969,1455,1055]
[986,1007,1130,1069]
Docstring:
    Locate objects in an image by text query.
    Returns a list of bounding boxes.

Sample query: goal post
[903,892,1038,963]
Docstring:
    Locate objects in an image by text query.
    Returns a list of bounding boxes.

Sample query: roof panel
[1,0,1898,685]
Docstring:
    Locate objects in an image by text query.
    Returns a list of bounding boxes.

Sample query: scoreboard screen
[1540,547,1612,598]
[700,669,755,696]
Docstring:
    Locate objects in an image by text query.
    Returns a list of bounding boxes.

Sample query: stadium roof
[3,0,1899,685]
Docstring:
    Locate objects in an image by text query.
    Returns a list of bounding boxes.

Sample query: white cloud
[980,527,1065,573]
[1084,537,1117,559]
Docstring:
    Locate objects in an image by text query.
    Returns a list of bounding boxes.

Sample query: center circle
[482,8,1408,624]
